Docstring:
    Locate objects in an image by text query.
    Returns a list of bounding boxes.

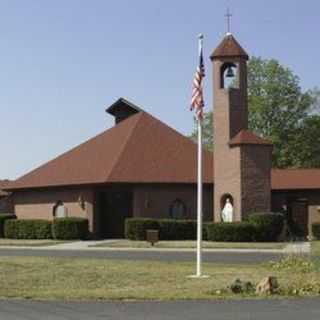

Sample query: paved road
[1,299,319,320]
[0,248,285,264]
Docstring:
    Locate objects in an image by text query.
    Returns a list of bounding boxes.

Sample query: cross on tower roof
[225,8,232,34]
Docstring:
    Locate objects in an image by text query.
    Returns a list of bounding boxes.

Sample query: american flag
[191,36,205,120]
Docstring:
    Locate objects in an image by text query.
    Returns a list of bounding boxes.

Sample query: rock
[256,276,279,295]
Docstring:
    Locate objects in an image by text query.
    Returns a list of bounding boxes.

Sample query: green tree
[190,112,213,151]
[190,57,320,168]
[290,115,320,168]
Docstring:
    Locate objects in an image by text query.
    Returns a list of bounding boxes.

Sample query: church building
[4,33,320,238]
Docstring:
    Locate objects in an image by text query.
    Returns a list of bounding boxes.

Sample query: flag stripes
[191,37,205,120]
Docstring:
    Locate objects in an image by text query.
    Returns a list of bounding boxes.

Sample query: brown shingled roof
[210,34,249,60]
[7,111,213,190]
[5,100,320,192]
[271,169,320,190]
[229,129,273,146]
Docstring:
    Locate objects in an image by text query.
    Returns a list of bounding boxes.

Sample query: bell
[226,66,235,78]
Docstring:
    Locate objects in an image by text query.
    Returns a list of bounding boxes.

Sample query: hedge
[125,218,210,241]
[158,219,197,240]
[125,218,159,240]
[0,214,16,238]
[206,222,256,242]
[312,223,320,240]
[247,212,284,242]
[4,219,52,239]
[52,217,89,240]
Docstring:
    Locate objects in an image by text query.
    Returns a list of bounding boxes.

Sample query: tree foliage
[190,112,213,151]
[190,56,320,168]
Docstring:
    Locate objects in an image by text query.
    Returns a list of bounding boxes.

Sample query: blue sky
[0,0,319,179]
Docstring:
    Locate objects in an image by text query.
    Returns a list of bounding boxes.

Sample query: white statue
[222,198,233,222]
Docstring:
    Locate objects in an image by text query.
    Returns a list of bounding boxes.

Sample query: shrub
[229,278,255,294]
[125,218,159,240]
[0,214,16,238]
[125,218,209,241]
[52,217,88,240]
[312,223,320,240]
[202,222,210,241]
[206,222,256,242]
[158,219,197,240]
[4,219,52,239]
[248,212,284,241]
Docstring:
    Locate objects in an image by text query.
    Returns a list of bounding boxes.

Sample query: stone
[256,276,279,295]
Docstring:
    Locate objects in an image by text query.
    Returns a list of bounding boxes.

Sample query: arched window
[169,199,187,219]
[53,201,67,218]
[220,62,238,89]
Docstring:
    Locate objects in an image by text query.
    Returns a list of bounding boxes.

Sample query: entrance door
[291,200,308,237]
[99,189,133,238]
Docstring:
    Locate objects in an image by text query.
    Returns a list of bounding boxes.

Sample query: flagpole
[196,113,203,277]
[188,34,207,279]
[195,34,206,278]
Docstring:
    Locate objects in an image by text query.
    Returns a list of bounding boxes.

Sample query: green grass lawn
[0,255,319,301]
[311,241,320,270]
[0,239,69,247]
[91,240,286,250]
[311,241,320,256]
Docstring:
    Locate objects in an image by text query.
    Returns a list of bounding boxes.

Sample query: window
[53,201,67,218]
[169,199,186,219]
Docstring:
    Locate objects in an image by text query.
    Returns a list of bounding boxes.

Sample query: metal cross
[225,8,232,33]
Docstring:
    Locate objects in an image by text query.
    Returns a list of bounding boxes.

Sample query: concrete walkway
[40,240,312,254]
[284,242,311,254]
[0,240,311,254]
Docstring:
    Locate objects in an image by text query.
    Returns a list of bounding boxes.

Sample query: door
[291,200,308,237]
[99,189,133,238]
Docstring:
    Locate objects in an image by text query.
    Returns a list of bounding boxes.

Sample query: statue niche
[221,194,234,222]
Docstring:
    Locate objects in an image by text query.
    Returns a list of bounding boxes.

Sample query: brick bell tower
[210,33,273,222]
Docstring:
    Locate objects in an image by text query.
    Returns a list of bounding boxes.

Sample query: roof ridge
[104,112,144,181]
[136,112,213,155]
[12,126,118,185]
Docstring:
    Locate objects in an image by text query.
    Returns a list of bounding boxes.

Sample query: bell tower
[211,33,273,222]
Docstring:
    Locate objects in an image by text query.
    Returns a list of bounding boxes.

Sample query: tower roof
[229,129,273,146]
[210,33,249,60]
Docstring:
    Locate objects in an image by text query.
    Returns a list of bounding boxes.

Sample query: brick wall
[12,188,95,232]
[133,184,213,222]
[240,145,272,218]
[213,58,249,222]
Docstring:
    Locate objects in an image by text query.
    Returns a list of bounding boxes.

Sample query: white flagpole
[188,34,207,279]
[196,34,204,278]
[196,115,203,277]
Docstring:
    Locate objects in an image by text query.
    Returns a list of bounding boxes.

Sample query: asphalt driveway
[1,299,319,320]
[0,248,285,264]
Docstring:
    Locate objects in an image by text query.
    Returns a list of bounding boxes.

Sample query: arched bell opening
[220,62,239,89]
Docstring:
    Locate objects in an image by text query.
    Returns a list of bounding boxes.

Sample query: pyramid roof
[8,108,213,190]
